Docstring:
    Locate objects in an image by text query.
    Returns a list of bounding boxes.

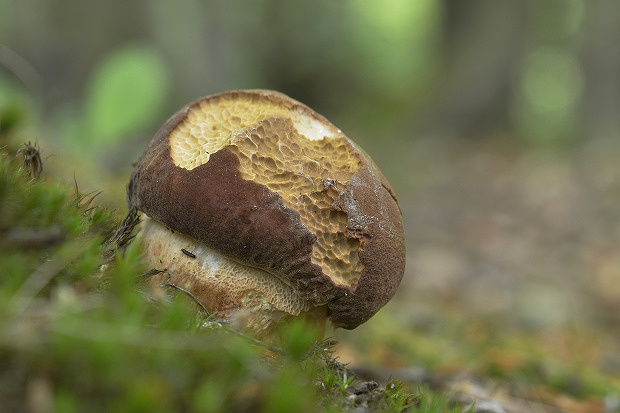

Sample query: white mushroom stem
[138,216,327,338]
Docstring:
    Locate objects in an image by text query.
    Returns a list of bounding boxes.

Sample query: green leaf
[85,45,169,145]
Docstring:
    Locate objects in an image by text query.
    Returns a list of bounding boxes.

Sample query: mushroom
[127,89,405,339]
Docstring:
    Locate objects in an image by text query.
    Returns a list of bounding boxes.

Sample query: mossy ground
[3,139,619,412]
[0,145,447,412]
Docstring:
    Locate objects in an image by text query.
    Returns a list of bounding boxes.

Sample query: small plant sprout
[16,141,42,178]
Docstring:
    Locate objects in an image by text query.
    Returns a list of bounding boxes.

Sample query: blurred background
[2,0,620,396]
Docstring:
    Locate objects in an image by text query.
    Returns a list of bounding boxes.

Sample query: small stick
[162,283,210,316]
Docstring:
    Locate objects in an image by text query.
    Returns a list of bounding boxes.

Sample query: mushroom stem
[139,216,327,341]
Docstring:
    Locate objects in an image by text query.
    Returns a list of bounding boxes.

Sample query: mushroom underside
[139,216,328,336]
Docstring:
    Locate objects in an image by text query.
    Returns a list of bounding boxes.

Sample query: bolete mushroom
[127,89,405,339]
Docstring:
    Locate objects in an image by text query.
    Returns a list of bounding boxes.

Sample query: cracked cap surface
[127,89,405,329]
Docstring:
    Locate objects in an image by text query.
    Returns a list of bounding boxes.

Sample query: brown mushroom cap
[127,89,405,330]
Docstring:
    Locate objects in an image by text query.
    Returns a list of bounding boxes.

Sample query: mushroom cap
[127,89,405,329]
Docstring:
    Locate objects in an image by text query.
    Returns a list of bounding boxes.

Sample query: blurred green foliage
[45,44,170,155]
[512,1,585,143]
[83,45,169,148]
[1,0,605,161]
[347,0,441,101]
[0,75,31,136]
[0,0,607,212]
[515,47,582,143]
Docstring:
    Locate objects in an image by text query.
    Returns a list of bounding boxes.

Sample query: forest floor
[330,135,620,412]
[4,135,620,412]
